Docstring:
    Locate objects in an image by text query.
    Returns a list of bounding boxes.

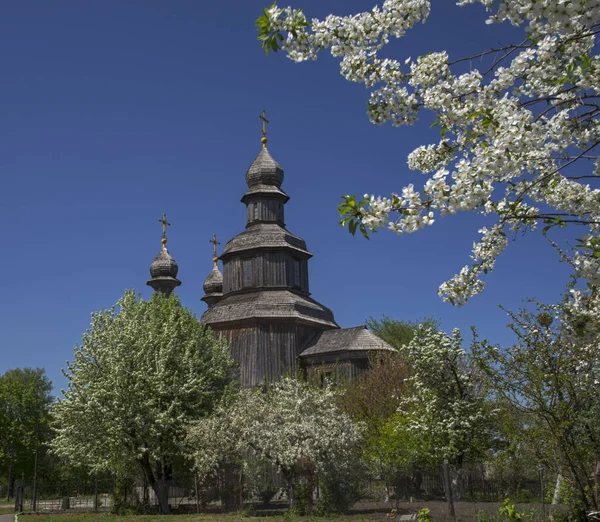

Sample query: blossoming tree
[393,325,495,470]
[188,378,363,515]
[51,290,235,514]
[256,0,600,306]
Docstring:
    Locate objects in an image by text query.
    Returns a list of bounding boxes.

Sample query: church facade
[147,128,394,388]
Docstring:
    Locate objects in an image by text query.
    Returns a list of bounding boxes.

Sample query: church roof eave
[200,290,338,329]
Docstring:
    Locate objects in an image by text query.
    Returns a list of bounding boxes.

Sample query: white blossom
[258,0,600,308]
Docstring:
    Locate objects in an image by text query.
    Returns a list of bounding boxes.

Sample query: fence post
[32,438,39,511]
[14,482,23,513]
[94,478,99,512]
[194,474,200,514]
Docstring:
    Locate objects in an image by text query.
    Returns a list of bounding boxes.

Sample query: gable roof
[299,325,396,358]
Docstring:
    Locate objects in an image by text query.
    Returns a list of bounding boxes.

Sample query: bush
[317,468,364,515]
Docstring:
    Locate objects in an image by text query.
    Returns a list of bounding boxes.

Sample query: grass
[19,513,387,522]
[0,504,16,515]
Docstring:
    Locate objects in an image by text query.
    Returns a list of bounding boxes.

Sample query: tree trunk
[239,465,244,510]
[32,438,39,511]
[138,457,170,514]
[552,465,563,505]
[153,477,170,515]
[443,460,456,522]
[593,454,600,510]
[287,475,295,511]
[306,470,314,516]
[6,454,13,502]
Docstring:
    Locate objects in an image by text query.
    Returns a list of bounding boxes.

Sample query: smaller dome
[150,247,179,279]
[203,265,223,294]
[245,147,284,188]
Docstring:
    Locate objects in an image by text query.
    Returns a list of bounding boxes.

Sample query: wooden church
[146,116,395,387]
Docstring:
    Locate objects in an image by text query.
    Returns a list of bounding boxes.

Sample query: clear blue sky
[0,1,571,395]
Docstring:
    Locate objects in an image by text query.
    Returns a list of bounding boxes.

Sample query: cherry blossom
[257,0,600,306]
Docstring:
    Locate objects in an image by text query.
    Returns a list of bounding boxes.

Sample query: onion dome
[245,146,284,189]
[147,217,182,296]
[202,265,223,308]
[203,265,223,294]
[202,234,223,308]
[150,242,179,278]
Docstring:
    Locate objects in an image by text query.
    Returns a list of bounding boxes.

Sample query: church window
[293,259,301,288]
[243,259,253,287]
[253,203,260,220]
[320,371,333,387]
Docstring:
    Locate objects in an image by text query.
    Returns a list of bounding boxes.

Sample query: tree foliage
[471,297,600,513]
[51,290,235,514]
[0,368,53,498]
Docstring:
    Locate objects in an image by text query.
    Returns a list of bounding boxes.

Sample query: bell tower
[201,114,338,387]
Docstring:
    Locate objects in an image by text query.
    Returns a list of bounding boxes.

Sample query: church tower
[201,114,338,387]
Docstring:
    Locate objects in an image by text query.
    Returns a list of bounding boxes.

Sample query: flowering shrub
[257,0,600,306]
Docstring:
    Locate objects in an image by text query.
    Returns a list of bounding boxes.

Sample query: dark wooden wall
[222,253,308,294]
[215,323,318,387]
[245,197,284,225]
[303,357,370,383]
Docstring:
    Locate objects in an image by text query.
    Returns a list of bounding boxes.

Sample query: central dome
[245,147,284,188]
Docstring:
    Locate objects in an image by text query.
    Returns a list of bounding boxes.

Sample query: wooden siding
[223,253,308,294]
[215,323,318,387]
[303,357,370,383]
[245,198,284,225]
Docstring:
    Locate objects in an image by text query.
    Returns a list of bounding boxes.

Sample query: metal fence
[4,466,544,513]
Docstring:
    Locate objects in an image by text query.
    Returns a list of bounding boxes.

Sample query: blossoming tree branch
[256,0,600,306]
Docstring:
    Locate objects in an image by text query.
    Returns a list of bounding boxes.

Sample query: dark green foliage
[317,465,364,515]
[0,367,53,499]
[365,316,440,350]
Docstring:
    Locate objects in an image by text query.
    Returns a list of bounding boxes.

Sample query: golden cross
[259,110,269,146]
[158,213,170,241]
[209,234,220,266]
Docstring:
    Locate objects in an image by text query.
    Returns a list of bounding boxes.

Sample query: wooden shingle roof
[220,223,311,258]
[299,326,396,358]
[201,290,338,328]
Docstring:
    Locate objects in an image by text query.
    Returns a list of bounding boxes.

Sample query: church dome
[203,265,223,294]
[245,147,284,189]
[149,246,179,279]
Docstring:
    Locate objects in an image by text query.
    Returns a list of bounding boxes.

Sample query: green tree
[471,299,600,515]
[0,367,53,501]
[365,316,439,350]
[341,317,439,503]
[51,290,235,514]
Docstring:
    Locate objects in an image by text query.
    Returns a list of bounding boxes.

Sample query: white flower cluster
[188,378,363,484]
[52,291,235,480]
[263,0,600,307]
